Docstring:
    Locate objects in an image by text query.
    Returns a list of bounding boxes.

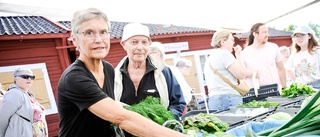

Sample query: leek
[257,91,320,136]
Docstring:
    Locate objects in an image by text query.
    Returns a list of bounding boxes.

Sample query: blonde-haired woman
[0,67,48,137]
[204,29,252,111]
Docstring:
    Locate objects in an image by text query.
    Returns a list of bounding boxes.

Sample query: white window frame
[165,49,213,95]
[0,63,58,115]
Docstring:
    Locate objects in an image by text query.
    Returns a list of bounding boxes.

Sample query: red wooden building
[0,16,292,137]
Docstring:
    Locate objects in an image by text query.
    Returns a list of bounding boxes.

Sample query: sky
[0,0,319,31]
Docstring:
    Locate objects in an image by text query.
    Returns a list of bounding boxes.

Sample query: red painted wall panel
[0,39,63,137]
[0,32,292,137]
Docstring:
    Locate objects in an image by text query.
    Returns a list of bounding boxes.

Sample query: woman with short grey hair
[58,8,187,137]
[0,67,48,137]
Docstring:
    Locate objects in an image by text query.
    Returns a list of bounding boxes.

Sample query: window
[199,54,210,85]
[0,63,57,115]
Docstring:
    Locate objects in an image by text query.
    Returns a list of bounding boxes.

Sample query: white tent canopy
[0,0,319,31]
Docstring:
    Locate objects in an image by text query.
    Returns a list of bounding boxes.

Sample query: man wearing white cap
[114,23,186,124]
[285,26,320,88]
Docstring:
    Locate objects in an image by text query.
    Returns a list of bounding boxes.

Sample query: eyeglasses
[16,75,35,80]
[77,29,111,40]
[293,34,306,38]
[184,65,191,68]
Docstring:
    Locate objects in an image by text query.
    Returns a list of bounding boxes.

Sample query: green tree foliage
[284,24,297,32]
[284,22,320,40]
[309,23,320,39]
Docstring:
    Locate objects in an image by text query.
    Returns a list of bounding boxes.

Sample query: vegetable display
[162,120,184,133]
[181,113,229,134]
[281,83,316,98]
[256,91,320,136]
[124,97,231,136]
[123,96,175,125]
[237,100,278,108]
[265,112,293,121]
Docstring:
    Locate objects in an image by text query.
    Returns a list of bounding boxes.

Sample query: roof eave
[0,33,70,41]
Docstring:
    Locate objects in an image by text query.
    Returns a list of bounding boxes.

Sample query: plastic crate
[180,109,218,120]
[212,107,273,120]
[181,109,246,131]
[266,96,304,107]
[212,107,275,130]
[243,83,279,103]
[244,108,276,122]
[225,108,277,130]
[273,105,301,116]
[227,120,246,130]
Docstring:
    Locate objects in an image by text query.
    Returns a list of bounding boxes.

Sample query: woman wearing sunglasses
[0,67,48,137]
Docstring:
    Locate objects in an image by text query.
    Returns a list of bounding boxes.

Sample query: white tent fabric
[0,0,319,31]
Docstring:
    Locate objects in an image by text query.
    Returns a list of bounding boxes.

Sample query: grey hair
[13,67,33,84]
[13,67,33,77]
[71,8,110,50]
[176,58,192,68]
[149,42,165,60]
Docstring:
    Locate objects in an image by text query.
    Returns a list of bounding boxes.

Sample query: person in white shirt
[148,42,193,105]
[204,29,250,111]
[285,26,320,89]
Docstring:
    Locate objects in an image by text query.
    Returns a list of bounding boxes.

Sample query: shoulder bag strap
[208,61,238,89]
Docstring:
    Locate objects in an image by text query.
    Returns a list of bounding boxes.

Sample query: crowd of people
[0,7,319,137]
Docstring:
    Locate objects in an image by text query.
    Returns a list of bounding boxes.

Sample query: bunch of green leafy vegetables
[123,96,175,125]
[181,113,229,135]
[237,100,278,107]
[162,120,184,133]
[281,83,316,98]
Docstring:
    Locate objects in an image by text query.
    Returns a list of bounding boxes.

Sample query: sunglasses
[16,75,35,80]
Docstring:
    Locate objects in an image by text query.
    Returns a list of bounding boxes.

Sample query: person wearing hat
[285,26,320,88]
[0,67,48,137]
[57,8,187,137]
[114,23,186,124]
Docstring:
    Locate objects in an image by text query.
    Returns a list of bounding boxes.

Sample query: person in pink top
[241,23,286,89]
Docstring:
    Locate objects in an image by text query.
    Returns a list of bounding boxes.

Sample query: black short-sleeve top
[57,59,115,137]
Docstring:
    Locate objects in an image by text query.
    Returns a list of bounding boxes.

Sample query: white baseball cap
[121,23,151,44]
[292,26,315,37]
